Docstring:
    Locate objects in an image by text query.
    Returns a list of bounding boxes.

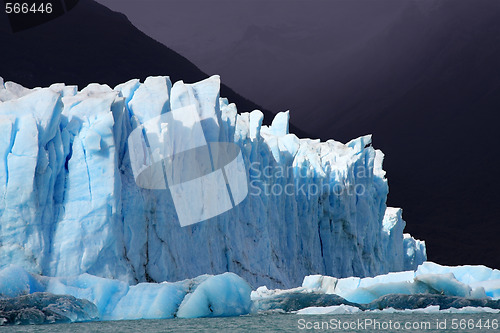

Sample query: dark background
[1,0,499,269]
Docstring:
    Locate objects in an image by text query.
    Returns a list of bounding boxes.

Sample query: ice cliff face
[0,75,425,288]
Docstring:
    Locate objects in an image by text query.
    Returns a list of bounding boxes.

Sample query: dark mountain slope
[0,0,307,136]
[309,1,500,268]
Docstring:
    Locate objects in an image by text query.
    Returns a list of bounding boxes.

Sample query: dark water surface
[1,313,500,332]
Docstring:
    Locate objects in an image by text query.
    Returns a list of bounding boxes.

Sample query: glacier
[0,75,426,288]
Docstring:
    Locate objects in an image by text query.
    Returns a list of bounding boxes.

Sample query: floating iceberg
[251,286,359,313]
[0,266,251,321]
[301,262,500,303]
[296,304,361,315]
[252,262,500,313]
[0,75,425,288]
[1,263,500,324]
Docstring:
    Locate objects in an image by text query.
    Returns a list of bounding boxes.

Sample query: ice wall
[0,76,425,288]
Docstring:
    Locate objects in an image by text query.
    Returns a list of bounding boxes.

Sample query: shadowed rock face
[0,292,99,325]
[252,292,500,313]
[367,294,500,311]
[253,293,361,313]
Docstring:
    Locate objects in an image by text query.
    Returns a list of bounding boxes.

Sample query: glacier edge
[0,75,426,288]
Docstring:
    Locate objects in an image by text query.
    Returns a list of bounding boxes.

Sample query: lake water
[1,313,499,332]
